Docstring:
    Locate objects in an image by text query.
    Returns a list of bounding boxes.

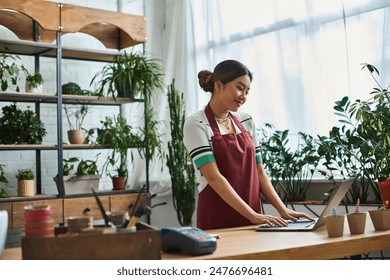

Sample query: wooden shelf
[0,0,146,51]
[0,92,138,105]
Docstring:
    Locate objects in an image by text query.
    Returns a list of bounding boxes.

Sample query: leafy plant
[0,188,8,198]
[90,50,164,102]
[26,73,44,88]
[0,103,47,144]
[98,115,143,178]
[15,169,34,180]
[166,80,196,226]
[317,63,390,203]
[62,157,99,176]
[259,123,320,202]
[0,164,8,184]
[0,53,28,92]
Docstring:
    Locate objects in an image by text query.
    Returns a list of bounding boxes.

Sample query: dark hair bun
[198,70,214,93]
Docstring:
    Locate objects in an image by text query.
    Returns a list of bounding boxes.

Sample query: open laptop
[256,178,354,232]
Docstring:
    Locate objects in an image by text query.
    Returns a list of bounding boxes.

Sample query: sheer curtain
[190,0,390,140]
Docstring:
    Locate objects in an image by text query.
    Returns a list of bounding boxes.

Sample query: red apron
[197,104,262,230]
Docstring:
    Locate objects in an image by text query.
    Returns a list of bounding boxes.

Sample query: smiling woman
[183,59,313,230]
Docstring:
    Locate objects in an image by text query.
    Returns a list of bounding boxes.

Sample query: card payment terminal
[161,227,217,256]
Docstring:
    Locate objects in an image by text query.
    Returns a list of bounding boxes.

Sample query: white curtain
[190,0,390,143]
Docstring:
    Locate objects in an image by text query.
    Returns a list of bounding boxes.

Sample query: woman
[183,60,313,230]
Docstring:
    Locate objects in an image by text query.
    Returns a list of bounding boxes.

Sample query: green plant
[0,53,28,92]
[166,80,196,226]
[0,103,47,144]
[62,157,99,176]
[317,63,390,203]
[0,164,7,184]
[259,123,320,202]
[26,73,44,88]
[62,82,93,130]
[15,169,34,180]
[98,115,143,178]
[90,50,164,102]
[0,188,8,198]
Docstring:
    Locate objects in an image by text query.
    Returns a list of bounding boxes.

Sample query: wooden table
[2,219,389,260]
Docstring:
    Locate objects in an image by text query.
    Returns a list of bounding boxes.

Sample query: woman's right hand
[249,213,288,227]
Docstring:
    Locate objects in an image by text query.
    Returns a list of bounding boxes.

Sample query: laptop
[256,179,354,232]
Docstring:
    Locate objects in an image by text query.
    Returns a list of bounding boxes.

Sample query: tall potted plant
[97,116,143,190]
[166,80,196,226]
[317,64,390,206]
[62,82,93,144]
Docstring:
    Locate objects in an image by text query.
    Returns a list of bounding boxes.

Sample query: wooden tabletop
[2,219,389,260]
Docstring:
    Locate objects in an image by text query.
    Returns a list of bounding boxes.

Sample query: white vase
[25,81,43,94]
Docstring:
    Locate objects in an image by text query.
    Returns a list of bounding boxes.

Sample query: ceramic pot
[377,178,390,209]
[0,210,8,258]
[346,212,366,234]
[324,215,345,237]
[67,129,86,144]
[25,81,43,94]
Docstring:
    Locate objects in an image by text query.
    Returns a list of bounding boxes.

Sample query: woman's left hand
[279,208,315,222]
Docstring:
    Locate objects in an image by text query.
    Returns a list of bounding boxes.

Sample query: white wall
[0,0,181,230]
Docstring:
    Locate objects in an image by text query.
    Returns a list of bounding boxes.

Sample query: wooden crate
[22,223,161,260]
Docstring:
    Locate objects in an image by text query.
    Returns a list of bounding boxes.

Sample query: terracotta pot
[346,212,366,234]
[324,215,345,237]
[112,176,126,190]
[368,209,390,230]
[67,129,86,144]
[377,178,390,209]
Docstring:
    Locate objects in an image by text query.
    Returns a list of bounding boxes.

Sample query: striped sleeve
[183,113,215,169]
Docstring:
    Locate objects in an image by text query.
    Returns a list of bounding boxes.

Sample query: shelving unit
[0,0,149,226]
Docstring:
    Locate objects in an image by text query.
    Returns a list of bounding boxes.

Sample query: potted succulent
[317,64,390,205]
[16,169,35,197]
[166,80,196,226]
[25,73,44,93]
[0,164,9,198]
[0,103,47,144]
[0,53,28,92]
[53,156,101,195]
[62,82,92,144]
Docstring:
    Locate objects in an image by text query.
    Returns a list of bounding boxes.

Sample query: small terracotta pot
[346,212,366,234]
[67,129,86,144]
[369,209,390,230]
[324,215,345,237]
[112,176,126,190]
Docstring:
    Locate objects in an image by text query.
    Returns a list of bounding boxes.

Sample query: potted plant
[97,116,143,190]
[166,80,196,226]
[0,53,28,92]
[317,64,390,205]
[0,164,9,198]
[259,123,321,202]
[53,156,101,195]
[25,73,44,93]
[62,82,91,144]
[16,169,35,197]
[0,103,47,144]
[90,50,164,102]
